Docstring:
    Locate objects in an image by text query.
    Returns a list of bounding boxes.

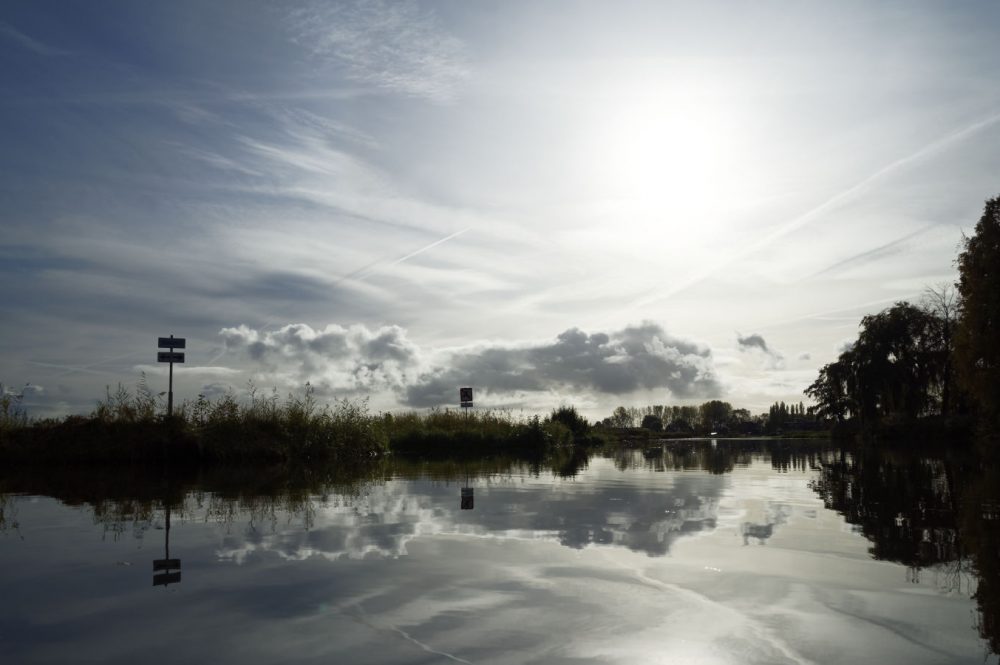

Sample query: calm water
[1,440,998,664]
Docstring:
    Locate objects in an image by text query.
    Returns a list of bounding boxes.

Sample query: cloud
[2,383,43,397]
[405,322,719,406]
[213,459,725,561]
[288,0,469,101]
[736,332,785,370]
[404,322,721,407]
[221,323,423,396]
[736,333,770,354]
[221,321,721,407]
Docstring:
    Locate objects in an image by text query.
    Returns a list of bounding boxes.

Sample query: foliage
[855,303,943,421]
[0,383,29,432]
[640,414,662,432]
[608,406,634,428]
[922,284,960,417]
[806,302,953,432]
[765,401,809,433]
[1,381,626,463]
[698,400,732,430]
[93,375,160,424]
[806,355,856,422]
[602,402,765,436]
[955,196,1000,433]
[550,405,590,437]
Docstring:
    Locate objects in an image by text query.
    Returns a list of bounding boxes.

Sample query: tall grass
[92,375,160,423]
[384,408,571,457]
[0,380,613,464]
[185,384,388,462]
[0,383,29,434]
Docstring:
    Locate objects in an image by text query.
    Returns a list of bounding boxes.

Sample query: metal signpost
[458,388,475,509]
[157,335,185,417]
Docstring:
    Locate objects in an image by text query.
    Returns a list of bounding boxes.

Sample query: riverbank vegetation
[597,399,825,438]
[0,384,613,464]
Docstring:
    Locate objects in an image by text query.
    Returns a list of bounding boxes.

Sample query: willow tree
[806,302,945,427]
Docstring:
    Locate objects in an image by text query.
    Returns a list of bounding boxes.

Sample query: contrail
[27,361,107,376]
[390,227,470,266]
[625,110,1000,312]
[335,227,471,285]
[806,222,938,279]
[228,228,473,343]
[206,346,228,365]
[750,294,915,332]
[28,350,143,378]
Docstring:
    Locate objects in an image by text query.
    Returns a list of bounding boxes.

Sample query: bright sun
[583,85,749,236]
[601,101,725,213]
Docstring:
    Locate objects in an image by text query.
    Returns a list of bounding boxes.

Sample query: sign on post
[157,352,185,363]
[153,571,181,587]
[460,387,473,409]
[157,335,186,417]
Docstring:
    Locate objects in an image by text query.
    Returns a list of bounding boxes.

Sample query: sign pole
[158,335,184,418]
[167,335,174,418]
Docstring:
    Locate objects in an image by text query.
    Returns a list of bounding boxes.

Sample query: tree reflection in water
[811,445,1000,655]
[1,439,998,656]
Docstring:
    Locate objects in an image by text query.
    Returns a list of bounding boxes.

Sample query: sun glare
[609,104,720,200]
[582,83,752,245]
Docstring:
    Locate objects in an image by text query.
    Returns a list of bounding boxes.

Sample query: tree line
[806,195,1000,441]
[600,399,818,436]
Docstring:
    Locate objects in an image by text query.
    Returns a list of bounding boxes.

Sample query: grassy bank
[0,384,610,464]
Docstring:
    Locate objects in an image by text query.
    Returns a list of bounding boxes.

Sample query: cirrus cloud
[288,0,469,101]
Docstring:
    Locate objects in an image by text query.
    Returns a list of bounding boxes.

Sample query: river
[1,439,996,664]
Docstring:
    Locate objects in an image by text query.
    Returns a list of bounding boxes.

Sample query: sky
[2,0,999,419]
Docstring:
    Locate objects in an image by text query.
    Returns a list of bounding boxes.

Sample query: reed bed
[0,382,609,464]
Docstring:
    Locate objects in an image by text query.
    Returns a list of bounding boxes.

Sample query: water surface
[1,440,997,664]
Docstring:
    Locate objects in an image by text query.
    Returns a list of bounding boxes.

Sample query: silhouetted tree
[955,196,1000,434]
[640,414,662,432]
[550,406,589,437]
[922,284,959,417]
[766,401,791,432]
[853,302,940,423]
[807,302,949,429]
[609,406,633,428]
[806,352,857,422]
[699,400,732,431]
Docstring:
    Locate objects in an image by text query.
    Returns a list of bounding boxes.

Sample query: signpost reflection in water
[152,501,181,587]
